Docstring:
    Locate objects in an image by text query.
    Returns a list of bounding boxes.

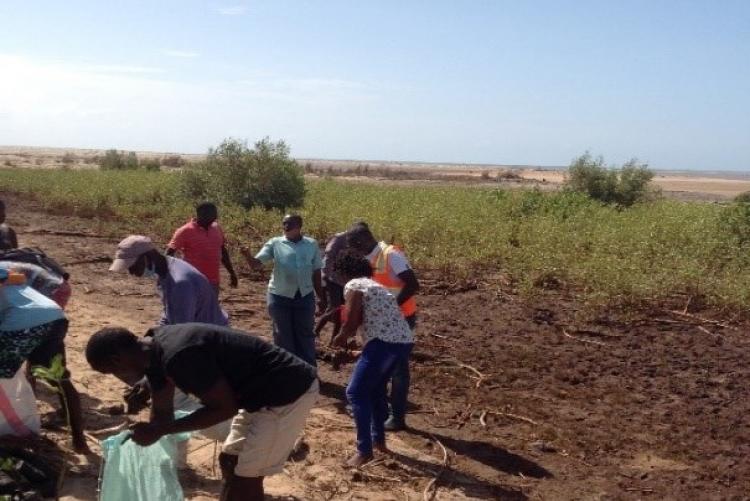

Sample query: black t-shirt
[145,323,317,412]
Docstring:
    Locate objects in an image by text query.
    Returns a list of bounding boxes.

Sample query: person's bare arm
[221,245,238,287]
[332,290,362,347]
[240,248,265,270]
[313,269,327,314]
[396,269,419,305]
[130,377,238,447]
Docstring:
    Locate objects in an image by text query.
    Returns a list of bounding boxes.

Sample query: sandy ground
[2,193,750,500]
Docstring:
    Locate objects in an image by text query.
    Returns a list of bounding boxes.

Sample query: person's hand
[229,273,239,288]
[127,422,164,447]
[124,380,151,415]
[331,332,349,348]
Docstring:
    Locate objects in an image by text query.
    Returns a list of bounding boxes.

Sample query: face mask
[142,262,157,279]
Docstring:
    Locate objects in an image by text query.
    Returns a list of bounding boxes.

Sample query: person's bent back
[85,323,318,501]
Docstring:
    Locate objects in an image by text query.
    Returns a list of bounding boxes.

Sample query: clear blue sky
[0,1,748,170]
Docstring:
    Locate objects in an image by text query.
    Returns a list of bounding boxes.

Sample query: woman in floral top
[332,250,414,466]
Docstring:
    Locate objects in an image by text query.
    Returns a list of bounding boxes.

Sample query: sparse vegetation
[1,165,749,310]
[564,152,657,207]
[161,155,185,168]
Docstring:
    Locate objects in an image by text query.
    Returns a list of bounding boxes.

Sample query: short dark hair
[351,219,369,230]
[196,201,217,215]
[347,223,373,244]
[86,327,139,372]
[283,214,303,227]
[334,249,373,279]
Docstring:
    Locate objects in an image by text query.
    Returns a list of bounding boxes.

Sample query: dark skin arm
[315,306,341,337]
[7,227,17,249]
[130,377,239,447]
[149,379,175,425]
[239,248,264,270]
[165,247,177,257]
[313,269,327,315]
[332,290,363,348]
[221,245,238,287]
[396,269,419,306]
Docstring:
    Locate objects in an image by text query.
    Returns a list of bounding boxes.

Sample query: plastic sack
[100,431,189,501]
[0,367,40,437]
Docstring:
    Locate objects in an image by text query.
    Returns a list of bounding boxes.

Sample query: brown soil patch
[2,194,749,500]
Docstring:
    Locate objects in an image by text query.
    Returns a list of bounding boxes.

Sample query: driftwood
[423,436,449,501]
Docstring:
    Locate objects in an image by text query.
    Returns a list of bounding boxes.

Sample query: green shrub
[124,152,139,170]
[735,191,750,203]
[181,137,305,210]
[100,150,139,171]
[61,152,75,165]
[719,201,750,246]
[141,158,161,171]
[564,152,656,207]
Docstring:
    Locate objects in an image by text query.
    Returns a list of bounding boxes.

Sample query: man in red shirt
[167,202,238,295]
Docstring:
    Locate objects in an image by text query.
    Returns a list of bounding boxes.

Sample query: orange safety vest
[369,242,417,318]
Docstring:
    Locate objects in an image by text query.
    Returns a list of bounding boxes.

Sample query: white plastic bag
[0,367,40,437]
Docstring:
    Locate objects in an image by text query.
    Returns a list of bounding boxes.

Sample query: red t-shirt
[168,220,225,285]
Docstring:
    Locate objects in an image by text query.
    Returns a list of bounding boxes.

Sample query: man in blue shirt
[110,235,229,327]
[109,235,230,427]
[242,215,325,366]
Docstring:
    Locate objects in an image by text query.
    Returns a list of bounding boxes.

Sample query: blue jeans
[346,339,413,455]
[388,314,416,422]
[267,292,317,367]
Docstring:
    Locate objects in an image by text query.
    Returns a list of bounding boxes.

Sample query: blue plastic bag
[99,430,189,501]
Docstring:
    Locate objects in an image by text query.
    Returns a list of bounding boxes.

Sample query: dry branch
[423,436,449,501]
[489,411,539,426]
[666,310,734,329]
[479,410,487,427]
[562,329,607,346]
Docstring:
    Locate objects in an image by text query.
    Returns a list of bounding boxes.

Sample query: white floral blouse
[344,278,414,346]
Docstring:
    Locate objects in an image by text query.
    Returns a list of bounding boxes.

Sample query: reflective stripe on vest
[370,243,417,317]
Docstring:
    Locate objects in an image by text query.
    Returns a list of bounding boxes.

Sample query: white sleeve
[388,251,411,275]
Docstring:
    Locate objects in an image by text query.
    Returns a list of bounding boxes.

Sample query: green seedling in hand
[31,355,71,436]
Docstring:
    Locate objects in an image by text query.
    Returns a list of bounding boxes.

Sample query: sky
[0,1,748,170]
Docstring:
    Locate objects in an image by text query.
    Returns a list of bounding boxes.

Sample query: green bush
[180,137,305,210]
[100,150,139,171]
[735,191,750,203]
[719,201,750,246]
[141,158,161,171]
[564,152,656,207]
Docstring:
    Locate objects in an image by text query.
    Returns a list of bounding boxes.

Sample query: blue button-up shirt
[255,236,323,298]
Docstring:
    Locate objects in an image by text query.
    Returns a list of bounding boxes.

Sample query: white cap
[109,235,156,272]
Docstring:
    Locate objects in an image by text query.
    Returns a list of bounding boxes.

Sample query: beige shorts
[222,379,318,478]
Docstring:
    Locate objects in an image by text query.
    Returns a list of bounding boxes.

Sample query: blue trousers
[388,314,416,421]
[346,339,414,455]
[267,292,317,367]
